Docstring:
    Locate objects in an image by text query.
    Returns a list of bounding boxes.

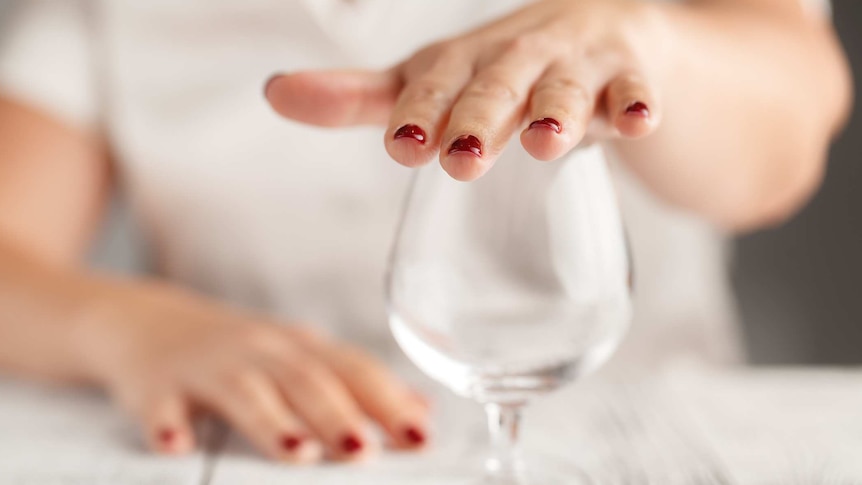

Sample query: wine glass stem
[484,402,526,482]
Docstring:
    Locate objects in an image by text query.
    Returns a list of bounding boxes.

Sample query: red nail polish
[528,117,562,133]
[158,428,176,445]
[625,101,649,118]
[341,434,363,454]
[394,124,427,143]
[404,426,425,446]
[280,434,304,452]
[448,135,482,157]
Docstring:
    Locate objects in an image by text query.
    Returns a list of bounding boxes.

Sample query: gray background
[734,0,862,365]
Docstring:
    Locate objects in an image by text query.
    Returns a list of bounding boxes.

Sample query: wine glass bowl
[386,144,631,483]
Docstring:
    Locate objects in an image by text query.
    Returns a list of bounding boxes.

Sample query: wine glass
[386,143,632,484]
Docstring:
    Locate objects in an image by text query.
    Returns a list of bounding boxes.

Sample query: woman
[0,0,850,465]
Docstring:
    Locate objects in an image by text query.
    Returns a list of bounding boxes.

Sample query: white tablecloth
[1,363,860,484]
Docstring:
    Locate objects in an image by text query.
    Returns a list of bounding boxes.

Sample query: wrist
[68,276,146,387]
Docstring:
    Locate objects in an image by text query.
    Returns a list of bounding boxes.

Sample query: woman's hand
[76,280,428,463]
[267,0,850,230]
[266,0,668,181]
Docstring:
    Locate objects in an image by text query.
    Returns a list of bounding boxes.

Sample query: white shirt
[0,0,828,368]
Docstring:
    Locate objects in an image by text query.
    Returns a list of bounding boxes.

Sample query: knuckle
[464,77,520,102]
[284,325,325,346]
[242,404,272,429]
[404,78,453,106]
[432,41,464,62]
[538,77,591,102]
[615,72,643,85]
[409,40,469,75]
[414,40,449,60]
[224,368,262,394]
[111,385,152,416]
[285,360,325,389]
[237,325,290,353]
[340,346,401,390]
[433,37,477,62]
[342,359,379,386]
[503,32,553,57]
[614,73,649,94]
[238,325,273,345]
[346,347,386,375]
[542,105,577,121]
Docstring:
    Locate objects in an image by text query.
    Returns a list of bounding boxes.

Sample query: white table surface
[1,363,861,484]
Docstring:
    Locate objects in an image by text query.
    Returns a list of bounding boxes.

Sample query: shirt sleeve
[801,0,832,18]
[0,0,98,128]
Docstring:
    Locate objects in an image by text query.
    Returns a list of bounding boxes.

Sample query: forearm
[613,0,852,231]
[0,95,119,383]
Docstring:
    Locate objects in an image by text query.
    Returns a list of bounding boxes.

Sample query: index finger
[306,339,430,450]
[265,69,402,127]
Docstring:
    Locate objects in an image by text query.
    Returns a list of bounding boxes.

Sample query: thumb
[265,69,402,127]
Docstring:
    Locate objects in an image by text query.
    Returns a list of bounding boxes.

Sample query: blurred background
[734,0,862,365]
[1,1,858,366]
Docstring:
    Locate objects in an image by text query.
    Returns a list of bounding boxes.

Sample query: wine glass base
[442,451,593,485]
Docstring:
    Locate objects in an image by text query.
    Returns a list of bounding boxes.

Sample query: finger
[605,73,659,139]
[409,388,432,412]
[312,341,430,450]
[280,324,330,347]
[384,47,474,168]
[193,370,322,463]
[137,393,196,455]
[440,36,554,181]
[265,69,401,127]
[267,354,372,461]
[520,63,598,161]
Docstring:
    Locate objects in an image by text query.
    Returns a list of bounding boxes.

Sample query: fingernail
[264,73,283,99]
[158,428,176,445]
[394,124,427,143]
[341,434,364,454]
[448,135,482,157]
[625,101,649,118]
[528,117,562,133]
[404,426,426,446]
[280,434,304,452]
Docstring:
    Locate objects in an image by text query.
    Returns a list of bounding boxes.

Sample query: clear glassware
[386,144,632,484]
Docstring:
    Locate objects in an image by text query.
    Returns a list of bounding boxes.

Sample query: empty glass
[386,144,632,484]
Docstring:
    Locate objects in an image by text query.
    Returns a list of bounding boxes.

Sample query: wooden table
[1,363,860,484]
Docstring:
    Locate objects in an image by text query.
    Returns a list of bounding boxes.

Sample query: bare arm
[614,0,853,230]
[0,95,111,381]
